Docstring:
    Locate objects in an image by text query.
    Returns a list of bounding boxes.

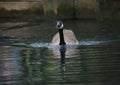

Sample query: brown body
[52,29,79,45]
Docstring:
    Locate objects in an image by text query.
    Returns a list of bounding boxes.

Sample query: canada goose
[52,21,79,45]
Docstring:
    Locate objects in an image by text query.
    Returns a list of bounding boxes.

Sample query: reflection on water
[0,47,21,85]
[0,43,120,85]
[0,20,120,85]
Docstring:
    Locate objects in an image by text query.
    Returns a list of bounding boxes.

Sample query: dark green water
[0,20,120,85]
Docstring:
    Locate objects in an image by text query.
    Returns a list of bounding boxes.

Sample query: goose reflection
[51,20,79,85]
[51,20,79,57]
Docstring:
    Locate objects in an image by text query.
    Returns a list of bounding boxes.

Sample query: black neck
[58,29,66,45]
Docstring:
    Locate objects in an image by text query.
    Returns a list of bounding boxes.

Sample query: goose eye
[57,24,61,27]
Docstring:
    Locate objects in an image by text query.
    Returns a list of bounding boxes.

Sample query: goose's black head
[56,20,66,45]
[56,21,63,29]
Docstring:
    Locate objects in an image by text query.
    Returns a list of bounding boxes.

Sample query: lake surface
[0,20,120,85]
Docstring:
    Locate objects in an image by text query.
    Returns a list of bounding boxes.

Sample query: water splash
[29,40,106,48]
[1,40,114,48]
[30,42,50,48]
[79,40,105,45]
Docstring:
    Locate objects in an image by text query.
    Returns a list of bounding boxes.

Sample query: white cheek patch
[56,21,63,29]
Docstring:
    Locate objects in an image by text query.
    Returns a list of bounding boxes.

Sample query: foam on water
[79,40,105,45]
[29,40,106,48]
[30,42,50,48]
